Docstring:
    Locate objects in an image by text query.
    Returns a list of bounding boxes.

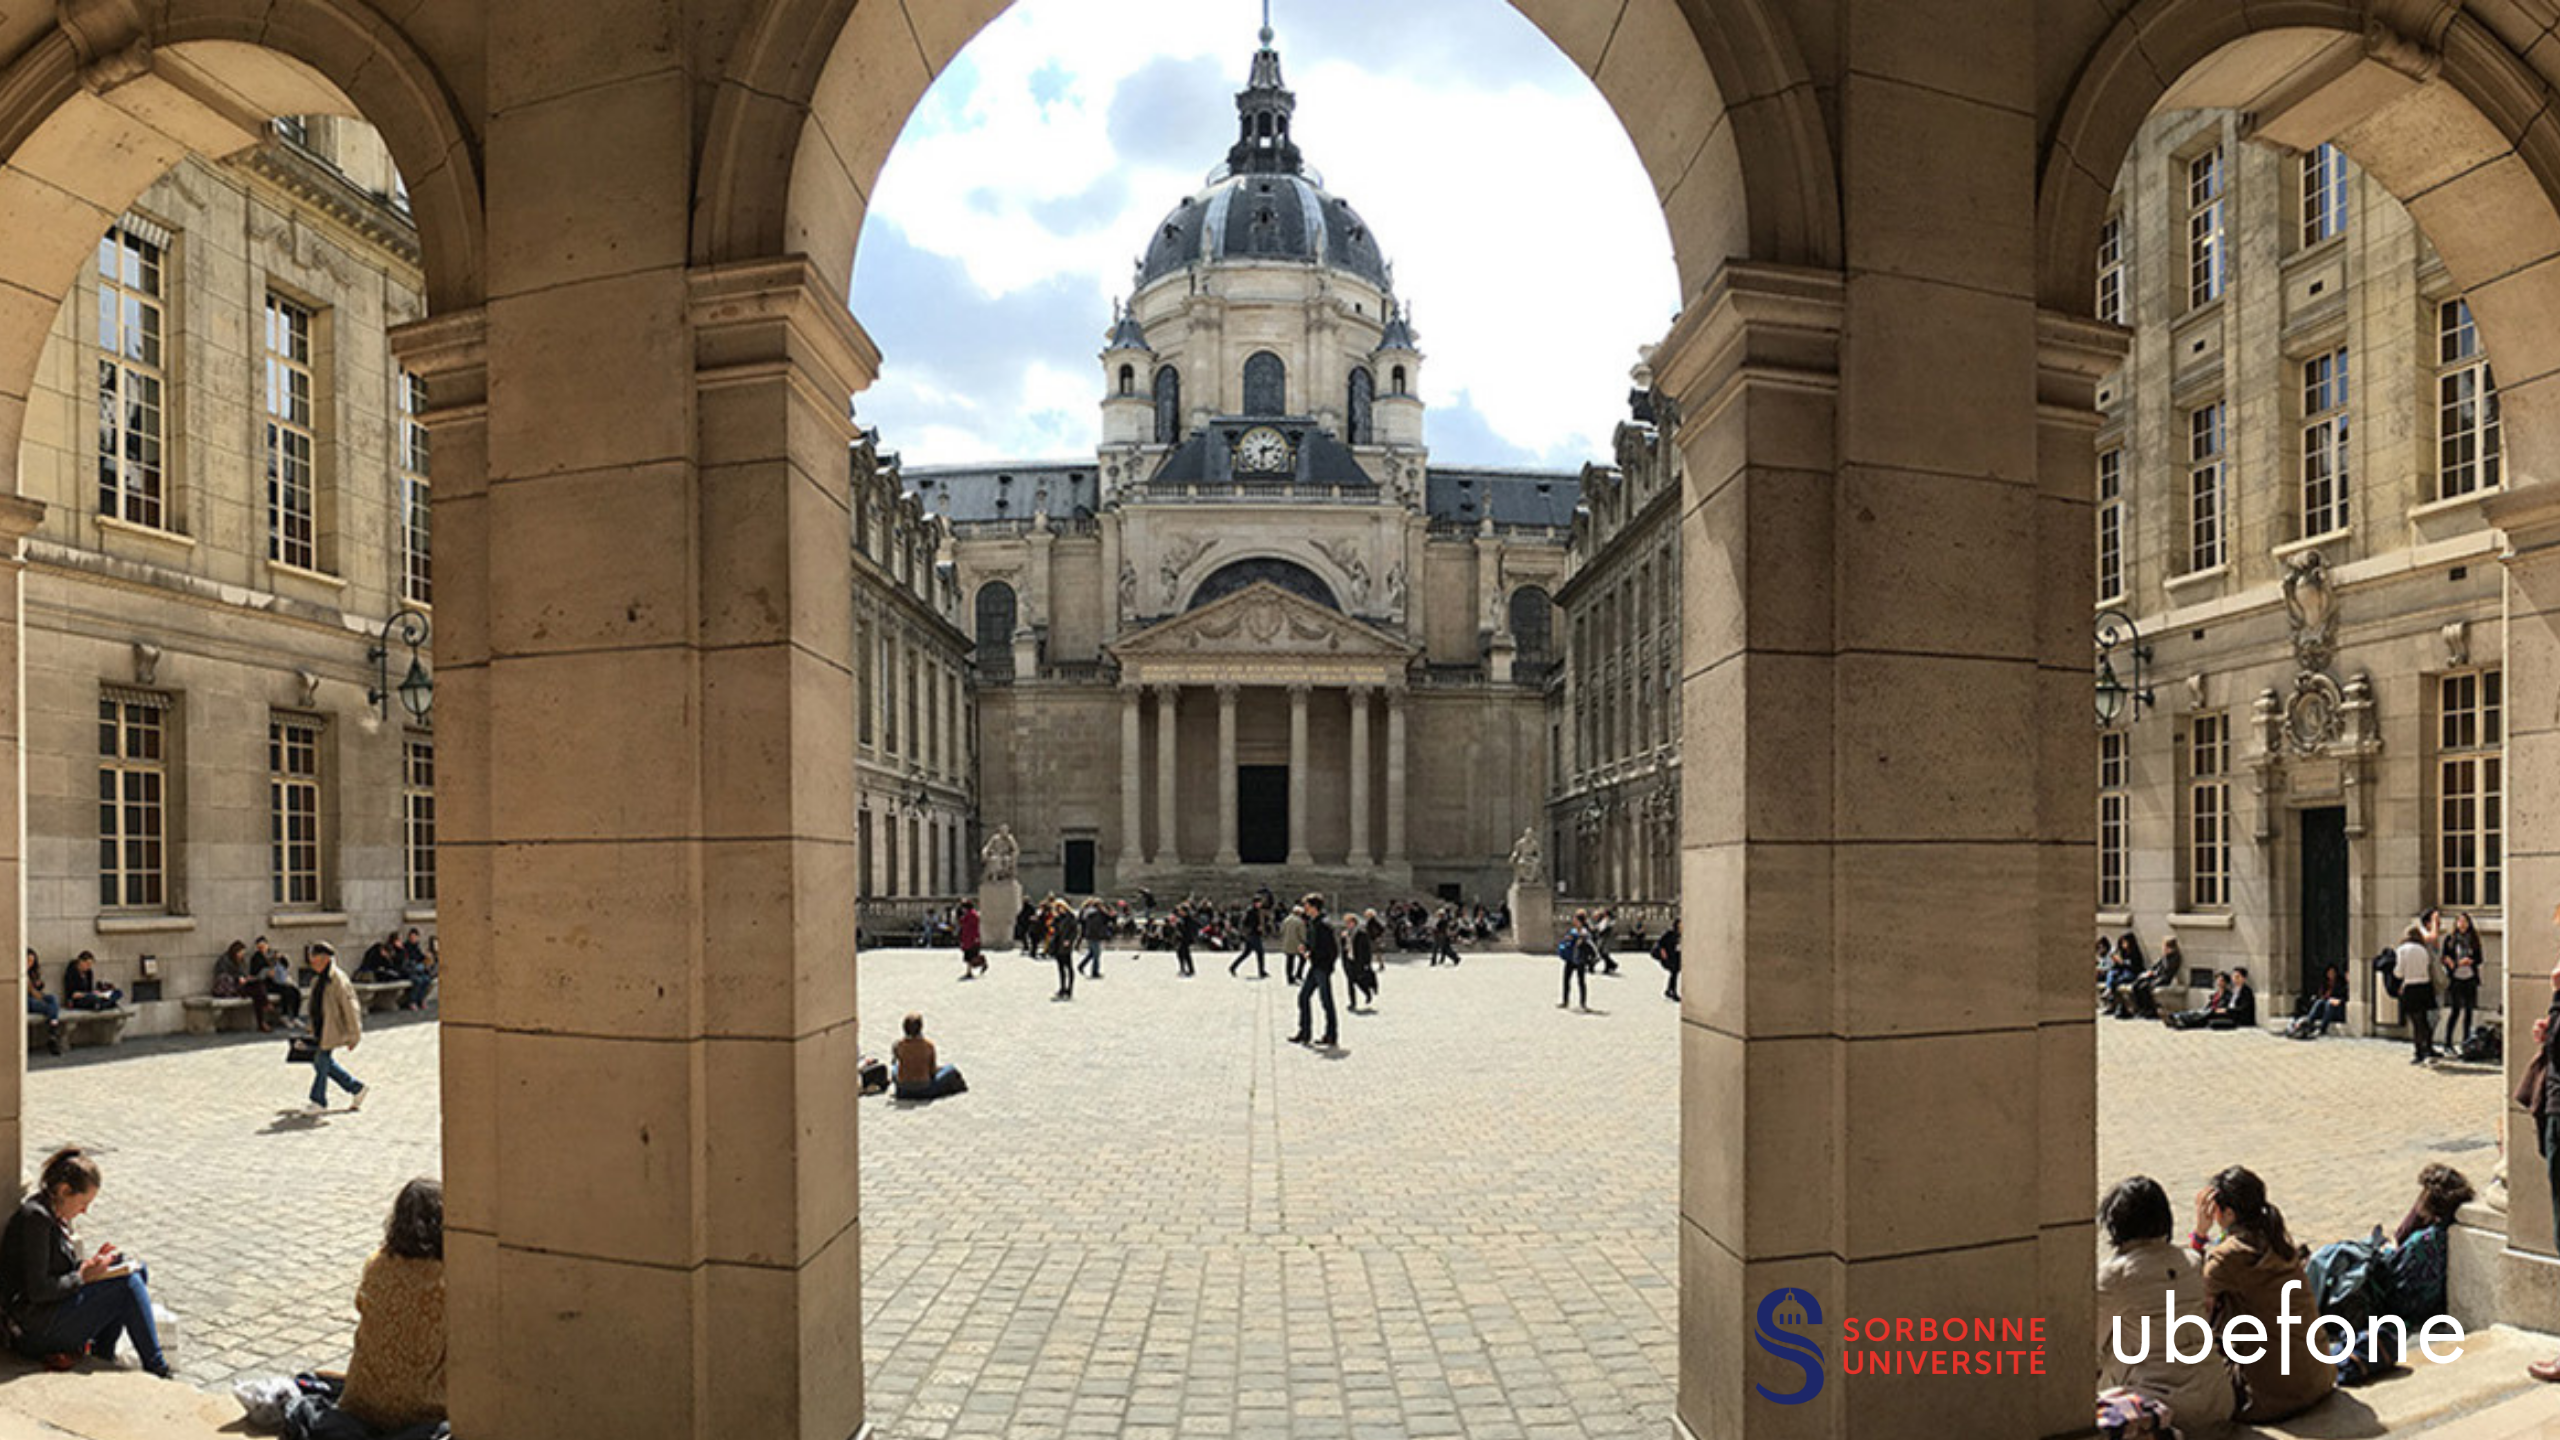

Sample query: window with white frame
[398,369,431,605]
[2300,347,2350,538]
[263,294,318,570]
[2439,299,2502,500]
[2187,402,2226,573]
[2097,448,2125,603]
[2097,214,2127,326]
[98,692,167,910]
[2187,146,2228,309]
[2188,714,2230,909]
[269,714,322,908]
[96,224,168,530]
[2438,670,2504,911]
[2300,143,2347,248]
[404,735,436,906]
[2099,730,2129,911]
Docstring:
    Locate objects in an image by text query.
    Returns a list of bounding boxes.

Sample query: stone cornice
[1651,262,1845,455]
[242,139,424,273]
[689,256,883,410]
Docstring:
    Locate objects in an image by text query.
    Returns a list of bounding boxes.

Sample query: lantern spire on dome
[1229,9,1302,176]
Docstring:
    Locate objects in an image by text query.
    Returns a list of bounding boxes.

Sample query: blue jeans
[1082,937,1103,976]
[894,1065,966,1100]
[309,1049,363,1106]
[402,970,436,1008]
[26,994,58,1021]
[18,1265,165,1373]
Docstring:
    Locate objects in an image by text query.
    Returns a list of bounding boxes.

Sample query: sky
[848,0,1681,469]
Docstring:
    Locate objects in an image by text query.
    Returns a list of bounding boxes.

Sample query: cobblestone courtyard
[17,950,2515,1437]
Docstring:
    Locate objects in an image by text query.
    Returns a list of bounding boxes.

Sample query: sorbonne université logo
[1755,1288,1825,1405]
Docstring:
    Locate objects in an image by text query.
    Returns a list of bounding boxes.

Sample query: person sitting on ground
[2194,1165,2335,1423]
[2127,939,2181,1020]
[2096,1174,2235,1435]
[891,1013,967,1100]
[2102,933,2145,1017]
[62,952,121,1011]
[2383,1164,2474,1327]
[24,949,62,1055]
[2165,971,2232,1030]
[286,1178,446,1439]
[2288,963,2348,1040]
[3,1145,171,1376]
[2209,967,2257,1031]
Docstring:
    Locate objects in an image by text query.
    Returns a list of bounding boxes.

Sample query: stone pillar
[1659,255,2085,1439]
[1287,683,1313,866]
[1508,878,1553,954]
[1154,684,1179,866]
[1215,684,1241,867]
[1120,686,1144,874]
[2489,481,2560,1324]
[0,496,42,1190]
[1347,685,1373,867]
[423,248,873,1439]
[1384,688,1409,866]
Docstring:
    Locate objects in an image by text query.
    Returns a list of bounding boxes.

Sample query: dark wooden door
[2300,806,2349,995]
[1238,765,1288,864]
[1063,838,1096,895]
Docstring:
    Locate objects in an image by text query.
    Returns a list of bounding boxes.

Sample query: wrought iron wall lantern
[369,605,433,722]
[2094,608,2153,726]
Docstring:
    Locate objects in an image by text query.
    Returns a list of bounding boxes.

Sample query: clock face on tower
[1234,425,1294,476]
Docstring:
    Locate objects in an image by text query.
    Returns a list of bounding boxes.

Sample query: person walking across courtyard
[1280,900,1309,986]
[1079,900,1111,980]
[1172,903,1197,978]
[303,941,370,1114]
[2396,923,2439,1064]
[1231,899,1267,978]
[1559,917,1592,1012]
[956,900,986,980]
[1430,907,1461,966]
[1046,900,1077,999]
[1654,920,1682,1002]
[1343,912,1378,1010]
[1289,894,1338,1048]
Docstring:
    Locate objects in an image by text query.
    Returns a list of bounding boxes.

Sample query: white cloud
[855,0,1679,468]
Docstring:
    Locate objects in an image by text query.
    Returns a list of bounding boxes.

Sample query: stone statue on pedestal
[1509,825,1544,886]
[979,825,1020,883]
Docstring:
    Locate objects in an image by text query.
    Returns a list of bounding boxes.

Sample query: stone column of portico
[1664,259,2084,1438]
[1347,685,1373,867]
[1121,685,1145,873]
[427,228,874,1433]
[1287,683,1313,866]
[1216,684,1241,866]
[0,495,42,1189]
[1155,684,1180,866]
[1384,688,1408,867]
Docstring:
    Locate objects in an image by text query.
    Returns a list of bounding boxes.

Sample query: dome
[1132,33,1392,292]
[1137,172,1391,289]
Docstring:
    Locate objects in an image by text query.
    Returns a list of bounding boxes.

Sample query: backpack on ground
[2464,1022,2504,1064]
[2307,1232,2400,1385]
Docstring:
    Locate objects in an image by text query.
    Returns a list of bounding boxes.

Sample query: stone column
[0,495,42,1190]
[1287,683,1313,866]
[2489,481,2560,1324]
[1347,685,1373,867]
[1155,684,1180,866]
[1663,250,2088,1437]
[1215,684,1241,867]
[1384,688,1409,866]
[1121,685,1144,874]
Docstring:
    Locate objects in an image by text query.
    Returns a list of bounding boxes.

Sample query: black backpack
[2376,947,2403,998]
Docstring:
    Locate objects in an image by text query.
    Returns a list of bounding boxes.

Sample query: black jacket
[1304,916,1338,971]
[1079,908,1112,943]
[2227,983,2257,1028]
[2,1196,79,1327]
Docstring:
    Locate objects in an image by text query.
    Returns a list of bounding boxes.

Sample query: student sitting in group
[62,952,122,1011]
[891,1013,967,1101]
[3,1146,171,1376]
[2096,1174,2234,1436]
[24,949,62,1056]
[2194,1166,2335,1423]
[284,1179,446,1439]
[2287,963,2349,1040]
[2165,972,2233,1030]
[2208,967,2258,1030]
[2303,1164,2474,1385]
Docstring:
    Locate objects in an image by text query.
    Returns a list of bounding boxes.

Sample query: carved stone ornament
[131,641,161,687]
[2442,620,2470,668]
[2285,671,2346,757]
[2281,550,2337,676]
[1158,535,1217,608]
[979,824,1020,882]
[1509,825,1544,886]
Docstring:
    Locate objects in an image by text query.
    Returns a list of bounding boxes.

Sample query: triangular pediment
[1111,582,1416,663]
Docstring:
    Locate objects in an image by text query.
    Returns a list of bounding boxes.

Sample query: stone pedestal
[1509,883,1553,954]
[977,879,1023,945]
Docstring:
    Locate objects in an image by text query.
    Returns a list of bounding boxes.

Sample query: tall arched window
[1510,586,1555,679]
[975,583,1017,681]
[1347,367,1375,444]
[1153,366,1182,443]
[1118,363,1135,396]
[1243,351,1286,416]
[1391,365,1408,396]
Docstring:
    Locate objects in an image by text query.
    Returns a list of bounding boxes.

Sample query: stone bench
[27,1007,135,1049]
[352,979,419,1012]
[180,994,258,1035]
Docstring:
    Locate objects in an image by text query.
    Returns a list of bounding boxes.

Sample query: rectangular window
[2438,670,2504,910]
[263,294,318,570]
[2300,347,2350,538]
[857,619,874,746]
[398,369,431,606]
[2187,146,2228,309]
[2300,143,2347,247]
[2188,714,2230,909]
[404,736,436,906]
[2187,402,2226,573]
[96,225,167,530]
[2439,298,2503,499]
[2097,214,2127,326]
[883,635,899,755]
[269,714,322,908]
[2099,730,2129,911]
[2097,448,2125,603]
[97,693,167,910]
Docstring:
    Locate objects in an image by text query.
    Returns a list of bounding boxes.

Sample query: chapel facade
[909,32,1572,904]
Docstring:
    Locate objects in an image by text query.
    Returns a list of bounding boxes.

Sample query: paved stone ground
[15,947,2523,1438]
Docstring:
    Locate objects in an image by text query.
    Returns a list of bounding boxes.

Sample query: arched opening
[1117,361,1135,396]
[1392,363,1409,396]
[1242,349,1286,416]
[1347,365,1375,444]
[1188,556,1340,612]
[1510,583,1554,676]
[974,581,1017,679]
[1153,363,1182,443]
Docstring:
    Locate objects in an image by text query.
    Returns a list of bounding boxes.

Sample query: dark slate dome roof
[1137,172,1391,289]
